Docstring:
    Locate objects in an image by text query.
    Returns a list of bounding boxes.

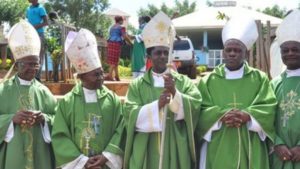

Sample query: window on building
[208,50,224,68]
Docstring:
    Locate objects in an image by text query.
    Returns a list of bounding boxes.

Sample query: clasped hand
[221,109,250,128]
[12,110,44,126]
[274,145,300,162]
[85,154,108,169]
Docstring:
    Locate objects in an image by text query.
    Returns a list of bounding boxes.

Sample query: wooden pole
[45,46,49,81]
[255,21,261,70]
[265,21,271,77]
[256,20,266,71]
[61,25,66,82]
[248,48,254,67]
[259,21,266,72]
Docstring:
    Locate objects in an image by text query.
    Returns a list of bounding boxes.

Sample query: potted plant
[51,45,63,82]
[45,21,63,82]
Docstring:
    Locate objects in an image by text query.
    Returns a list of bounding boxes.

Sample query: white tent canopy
[105,8,131,28]
[105,8,130,17]
[172,6,282,30]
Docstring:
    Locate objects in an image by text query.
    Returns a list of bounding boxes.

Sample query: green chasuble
[123,69,202,169]
[270,73,300,169]
[131,29,146,72]
[0,75,56,169]
[51,84,124,168]
[197,63,277,169]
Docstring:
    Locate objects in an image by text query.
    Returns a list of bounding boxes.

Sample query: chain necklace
[80,87,103,157]
[14,76,36,169]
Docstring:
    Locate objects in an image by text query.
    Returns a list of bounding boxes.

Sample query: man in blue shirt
[26,0,48,81]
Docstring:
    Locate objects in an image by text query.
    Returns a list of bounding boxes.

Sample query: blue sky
[108,0,299,24]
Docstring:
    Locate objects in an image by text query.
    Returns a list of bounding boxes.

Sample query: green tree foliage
[0,0,29,25]
[174,0,197,16]
[137,0,197,18]
[127,23,138,35]
[206,0,213,7]
[216,11,229,20]
[260,5,286,18]
[46,0,112,36]
[138,4,161,17]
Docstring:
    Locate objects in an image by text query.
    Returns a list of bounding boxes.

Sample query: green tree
[260,5,286,18]
[206,0,213,7]
[0,0,29,25]
[138,4,161,17]
[137,0,197,18]
[46,0,111,36]
[127,23,138,35]
[174,0,197,16]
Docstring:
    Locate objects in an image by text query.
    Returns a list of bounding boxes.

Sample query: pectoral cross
[281,113,289,127]
[19,94,34,111]
[227,93,243,109]
[81,115,96,156]
[91,114,101,135]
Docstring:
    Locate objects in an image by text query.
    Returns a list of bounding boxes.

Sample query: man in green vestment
[197,15,277,169]
[123,11,202,169]
[131,16,151,78]
[0,20,56,169]
[51,29,124,169]
[270,10,300,169]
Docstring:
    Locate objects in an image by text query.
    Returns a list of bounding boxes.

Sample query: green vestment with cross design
[196,63,277,169]
[271,72,300,169]
[51,84,125,168]
[0,75,56,169]
[123,70,202,169]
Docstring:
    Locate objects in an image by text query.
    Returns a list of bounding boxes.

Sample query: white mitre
[8,20,41,60]
[276,9,300,45]
[142,11,175,48]
[222,15,258,50]
[65,28,101,74]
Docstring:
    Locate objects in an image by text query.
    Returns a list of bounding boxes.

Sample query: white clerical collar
[152,69,168,77]
[17,76,32,86]
[152,70,168,87]
[224,65,244,79]
[286,68,300,78]
[83,87,97,103]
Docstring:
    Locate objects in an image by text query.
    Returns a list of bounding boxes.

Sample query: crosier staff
[158,25,176,169]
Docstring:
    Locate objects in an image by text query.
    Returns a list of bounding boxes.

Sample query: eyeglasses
[94,72,104,79]
[18,61,40,68]
[152,50,169,56]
